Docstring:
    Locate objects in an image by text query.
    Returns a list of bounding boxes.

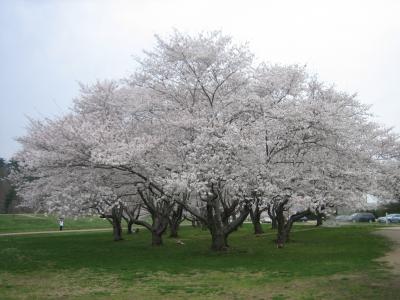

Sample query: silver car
[335,215,352,222]
[377,214,400,223]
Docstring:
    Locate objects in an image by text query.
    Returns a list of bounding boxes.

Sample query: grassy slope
[0,224,399,299]
[0,214,112,233]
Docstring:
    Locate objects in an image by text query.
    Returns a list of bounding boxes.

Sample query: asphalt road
[0,228,112,237]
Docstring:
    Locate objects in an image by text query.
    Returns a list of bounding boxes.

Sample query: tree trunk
[271,217,277,229]
[276,232,285,248]
[267,206,278,229]
[208,197,250,251]
[168,203,183,238]
[127,220,134,234]
[151,213,169,246]
[151,231,163,246]
[124,204,141,234]
[284,221,294,242]
[276,209,309,248]
[316,213,323,226]
[276,210,286,248]
[183,189,249,251]
[113,221,123,241]
[207,197,229,251]
[254,220,264,234]
[132,214,168,246]
[275,206,295,248]
[211,231,228,251]
[250,209,264,234]
[169,222,179,238]
[111,206,123,241]
[276,225,291,248]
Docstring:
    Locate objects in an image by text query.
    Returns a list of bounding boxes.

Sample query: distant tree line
[0,158,25,213]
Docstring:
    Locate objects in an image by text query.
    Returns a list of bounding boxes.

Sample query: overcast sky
[1,0,399,160]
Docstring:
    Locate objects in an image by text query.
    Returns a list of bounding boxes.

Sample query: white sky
[1,0,400,159]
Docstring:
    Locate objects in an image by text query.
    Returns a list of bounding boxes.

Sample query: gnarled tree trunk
[111,206,123,241]
[253,219,264,234]
[99,204,124,241]
[184,190,250,251]
[112,219,123,241]
[207,196,229,250]
[151,213,169,246]
[122,204,141,235]
[133,186,173,246]
[250,210,263,234]
[169,222,179,238]
[211,231,228,251]
[276,207,309,248]
[316,214,323,226]
[249,199,264,234]
[316,211,324,226]
[151,230,163,245]
[168,203,184,238]
[127,220,134,234]
[267,204,278,230]
[271,218,278,229]
[276,207,286,248]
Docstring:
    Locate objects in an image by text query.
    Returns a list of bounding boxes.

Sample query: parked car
[295,216,308,222]
[350,212,375,223]
[388,214,400,223]
[378,214,400,223]
[377,216,388,223]
[335,215,352,222]
[261,216,272,223]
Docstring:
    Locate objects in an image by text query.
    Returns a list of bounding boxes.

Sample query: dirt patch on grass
[0,269,122,299]
[374,227,400,275]
[142,271,399,300]
[1,269,399,300]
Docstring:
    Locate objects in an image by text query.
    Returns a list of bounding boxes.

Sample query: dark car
[350,212,375,223]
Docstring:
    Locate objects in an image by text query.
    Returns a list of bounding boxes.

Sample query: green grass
[0,214,111,233]
[0,223,399,299]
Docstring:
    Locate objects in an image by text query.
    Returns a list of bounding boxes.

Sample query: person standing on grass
[58,218,64,231]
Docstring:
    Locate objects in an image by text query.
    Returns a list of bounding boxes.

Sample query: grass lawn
[0,214,112,233]
[0,223,399,299]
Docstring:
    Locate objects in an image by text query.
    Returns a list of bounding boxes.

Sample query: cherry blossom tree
[12,30,400,251]
[129,31,255,250]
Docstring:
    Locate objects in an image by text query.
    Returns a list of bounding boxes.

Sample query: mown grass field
[0,217,399,300]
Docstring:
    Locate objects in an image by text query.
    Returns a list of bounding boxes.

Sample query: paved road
[0,228,111,237]
[375,227,400,274]
[0,225,318,238]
